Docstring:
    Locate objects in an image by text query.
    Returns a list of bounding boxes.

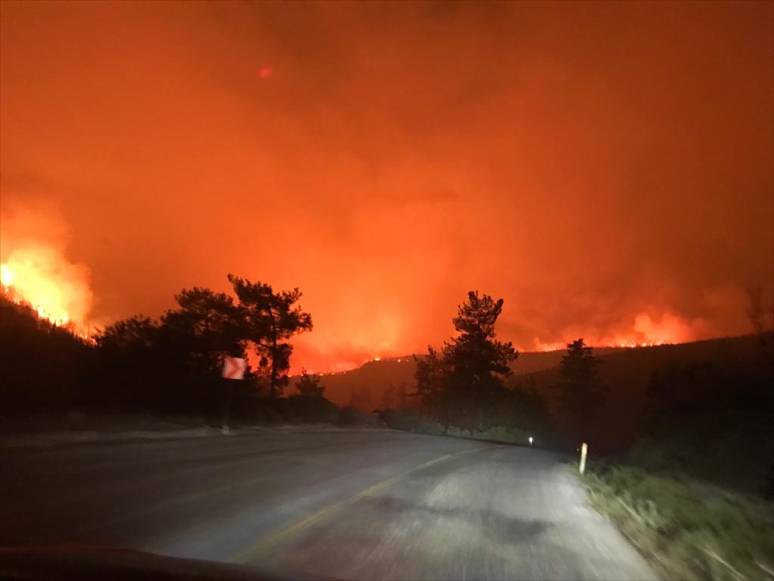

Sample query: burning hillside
[1,207,93,336]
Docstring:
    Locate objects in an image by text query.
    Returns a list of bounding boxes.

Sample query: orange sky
[1,1,773,372]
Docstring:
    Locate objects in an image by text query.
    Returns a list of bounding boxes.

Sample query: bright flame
[532,311,709,352]
[532,338,566,352]
[1,264,13,288]
[1,244,92,334]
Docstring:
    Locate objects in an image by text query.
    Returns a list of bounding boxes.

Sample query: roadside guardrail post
[579,442,588,475]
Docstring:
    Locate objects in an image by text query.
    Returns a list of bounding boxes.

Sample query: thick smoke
[1,2,771,370]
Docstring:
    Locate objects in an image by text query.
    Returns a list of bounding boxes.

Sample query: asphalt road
[0,428,657,580]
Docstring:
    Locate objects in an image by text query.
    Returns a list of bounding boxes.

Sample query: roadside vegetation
[584,464,774,581]
[383,409,532,444]
[0,276,370,429]
[383,291,554,446]
[382,291,599,449]
[582,326,774,580]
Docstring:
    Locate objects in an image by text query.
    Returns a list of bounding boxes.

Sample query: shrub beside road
[583,462,774,581]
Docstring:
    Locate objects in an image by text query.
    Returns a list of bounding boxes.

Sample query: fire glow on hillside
[0,220,732,364]
[1,3,770,373]
[531,312,707,352]
[1,246,93,336]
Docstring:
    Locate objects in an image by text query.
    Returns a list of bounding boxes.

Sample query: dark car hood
[0,545,324,581]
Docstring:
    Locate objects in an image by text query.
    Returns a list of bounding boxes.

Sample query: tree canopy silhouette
[228,274,312,398]
[446,291,517,394]
[554,338,605,421]
[87,274,313,412]
[415,291,518,430]
[163,287,246,372]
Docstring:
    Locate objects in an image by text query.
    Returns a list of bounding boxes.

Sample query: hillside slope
[519,335,766,450]
[317,349,585,409]
[318,335,766,453]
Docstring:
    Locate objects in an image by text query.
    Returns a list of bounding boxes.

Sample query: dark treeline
[1,295,93,413]
[400,291,551,442]
[634,331,774,496]
[403,291,611,446]
[0,275,341,424]
[3,277,773,493]
[97,274,312,413]
[397,289,773,497]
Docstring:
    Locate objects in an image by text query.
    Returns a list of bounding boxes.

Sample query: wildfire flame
[1,244,93,336]
[532,310,708,352]
[1,264,13,288]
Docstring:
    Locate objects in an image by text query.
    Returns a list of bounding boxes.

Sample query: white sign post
[221,357,246,434]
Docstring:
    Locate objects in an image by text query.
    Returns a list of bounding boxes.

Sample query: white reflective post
[221,357,246,435]
[579,442,588,475]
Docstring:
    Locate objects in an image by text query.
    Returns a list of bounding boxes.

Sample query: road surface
[0,428,657,580]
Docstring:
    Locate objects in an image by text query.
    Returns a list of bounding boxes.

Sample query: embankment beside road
[583,462,774,581]
[383,409,538,446]
[0,407,384,449]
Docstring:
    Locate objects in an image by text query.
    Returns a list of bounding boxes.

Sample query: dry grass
[584,463,774,581]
